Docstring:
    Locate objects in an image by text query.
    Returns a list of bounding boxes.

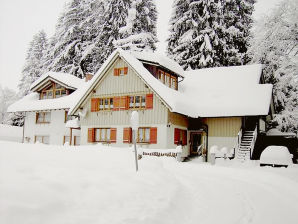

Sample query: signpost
[130,111,139,172]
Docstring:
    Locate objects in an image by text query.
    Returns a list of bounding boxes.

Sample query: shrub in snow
[260,146,293,167]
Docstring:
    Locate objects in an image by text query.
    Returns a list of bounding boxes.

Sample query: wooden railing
[234,129,242,158]
[250,126,258,159]
[143,151,178,158]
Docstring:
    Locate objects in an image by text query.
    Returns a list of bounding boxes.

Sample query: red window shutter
[110,128,117,143]
[123,128,132,143]
[146,94,153,109]
[113,97,120,111]
[125,96,130,110]
[124,67,128,75]
[91,98,99,112]
[114,68,119,76]
[174,128,180,145]
[182,130,187,146]
[88,128,95,143]
[150,127,157,144]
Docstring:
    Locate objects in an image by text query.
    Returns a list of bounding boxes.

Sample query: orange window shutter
[174,128,180,145]
[91,98,99,112]
[125,96,130,110]
[88,128,95,143]
[123,128,132,143]
[113,97,120,111]
[114,68,119,76]
[110,128,117,143]
[146,94,153,109]
[150,127,157,144]
[124,67,128,75]
[119,96,126,110]
[182,130,187,146]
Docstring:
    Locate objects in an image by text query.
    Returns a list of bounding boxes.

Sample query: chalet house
[8,72,85,145]
[68,49,273,160]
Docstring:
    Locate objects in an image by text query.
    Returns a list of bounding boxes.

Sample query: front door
[190,133,202,155]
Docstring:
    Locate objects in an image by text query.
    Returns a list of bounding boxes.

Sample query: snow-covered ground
[1,141,298,224]
[0,124,22,142]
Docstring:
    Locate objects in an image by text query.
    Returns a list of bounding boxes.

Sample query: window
[99,97,113,111]
[174,128,187,145]
[129,95,146,109]
[63,136,71,145]
[95,128,111,142]
[74,136,80,146]
[35,136,50,144]
[138,128,150,143]
[114,67,128,76]
[40,83,68,99]
[157,69,178,90]
[65,111,71,123]
[36,112,51,123]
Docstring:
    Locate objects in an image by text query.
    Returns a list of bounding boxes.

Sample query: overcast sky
[0,0,283,92]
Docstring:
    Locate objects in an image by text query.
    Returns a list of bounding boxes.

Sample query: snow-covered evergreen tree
[167,0,255,69]
[45,0,92,78]
[18,30,48,97]
[220,0,255,66]
[249,0,298,132]
[114,0,158,51]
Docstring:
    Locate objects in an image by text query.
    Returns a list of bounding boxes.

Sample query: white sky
[0,0,283,92]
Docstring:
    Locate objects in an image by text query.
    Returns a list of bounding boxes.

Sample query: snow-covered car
[260,146,293,168]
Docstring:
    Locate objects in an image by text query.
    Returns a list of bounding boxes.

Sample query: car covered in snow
[260,146,293,167]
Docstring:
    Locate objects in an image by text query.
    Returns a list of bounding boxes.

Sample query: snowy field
[0,125,22,142]
[1,141,298,224]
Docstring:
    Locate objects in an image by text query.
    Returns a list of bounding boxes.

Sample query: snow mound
[260,146,293,166]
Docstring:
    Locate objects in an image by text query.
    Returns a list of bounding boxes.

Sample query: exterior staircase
[236,129,257,161]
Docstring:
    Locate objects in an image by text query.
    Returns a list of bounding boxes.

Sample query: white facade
[24,110,80,145]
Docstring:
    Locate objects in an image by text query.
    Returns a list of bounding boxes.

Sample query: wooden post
[70,128,73,146]
[133,130,138,172]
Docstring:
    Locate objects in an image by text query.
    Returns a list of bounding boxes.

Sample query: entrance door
[190,132,202,155]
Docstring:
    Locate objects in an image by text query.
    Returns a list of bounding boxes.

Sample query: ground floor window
[88,128,116,143]
[174,128,187,145]
[35,136,50,144]
[63,136,71,145]
[36,112,51,123]
[74,136,80,146]
[136,127,157,144]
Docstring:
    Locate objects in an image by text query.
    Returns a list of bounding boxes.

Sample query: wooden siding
[168,111,188,127]
[80,57,168,126]
[204,117,241,137]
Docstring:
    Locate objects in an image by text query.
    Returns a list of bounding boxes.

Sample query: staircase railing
[235,128,242,158]
[249,126,258,159]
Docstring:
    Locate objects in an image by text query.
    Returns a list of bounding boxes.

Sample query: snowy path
[0,142,298,224]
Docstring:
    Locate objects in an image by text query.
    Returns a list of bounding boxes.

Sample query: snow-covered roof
[69,49,273,118]
[65,118,80,128]
[130,51,185,77]
[30,72,84,91]
[8,83,87,113]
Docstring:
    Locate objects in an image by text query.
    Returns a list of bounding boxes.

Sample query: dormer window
[40,82,69,99]
[157,69,178,90]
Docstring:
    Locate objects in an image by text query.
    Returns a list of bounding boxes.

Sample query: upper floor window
[36,112,51,124]
[114,67,128,76]
[157,69,178,90]
[99,98,114,110]
[129,95,146,109]
[40,83,68,99]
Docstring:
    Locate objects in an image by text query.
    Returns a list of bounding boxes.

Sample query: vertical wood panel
[205,117,241,137]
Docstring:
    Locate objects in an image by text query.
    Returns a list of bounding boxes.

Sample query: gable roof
[8,72,85,113]
[30,72,84,91]
[68,49,273,118]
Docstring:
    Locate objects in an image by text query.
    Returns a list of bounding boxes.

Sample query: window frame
[40,83,68,100]
[34,135,50,144]
[94,128,111,143]
[99,97,114,111]
[129,95,146,110]
[36,112,51,124]
[137,127,151,143]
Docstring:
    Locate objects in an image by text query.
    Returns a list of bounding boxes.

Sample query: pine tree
[18,30,48,97]
[114,0,158,51]
[167,0,255,69]
[45,0,89,78]
[249,0,298,132]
